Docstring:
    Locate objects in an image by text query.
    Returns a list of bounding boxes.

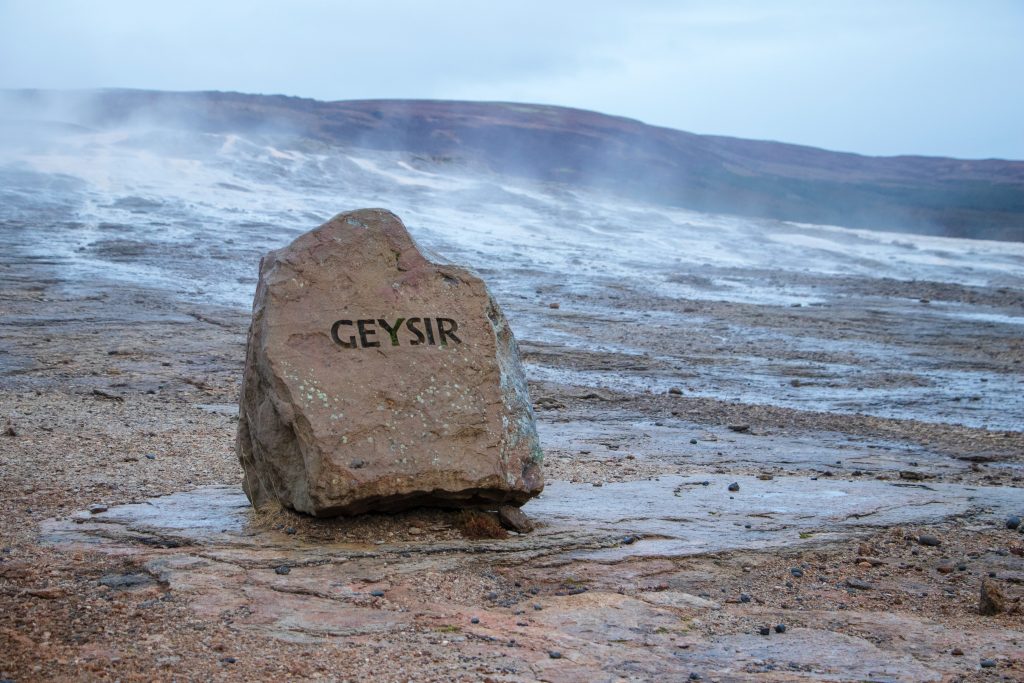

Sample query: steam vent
[236,209,544,516]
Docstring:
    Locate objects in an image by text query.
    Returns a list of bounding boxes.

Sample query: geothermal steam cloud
[236,208,544,516]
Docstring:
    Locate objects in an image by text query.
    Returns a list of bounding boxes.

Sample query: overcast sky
[1,0,1021,159]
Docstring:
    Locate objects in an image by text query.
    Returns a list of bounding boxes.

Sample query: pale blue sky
[1,0,1022,159]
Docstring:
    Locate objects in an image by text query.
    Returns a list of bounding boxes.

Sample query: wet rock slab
[47,475,1024,559]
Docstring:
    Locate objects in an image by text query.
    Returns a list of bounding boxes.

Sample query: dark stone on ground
[728,482,740,492]
[99,573,155,590]
[917,534,941,547]
[979,578,1005,615]
[497,505,534,533]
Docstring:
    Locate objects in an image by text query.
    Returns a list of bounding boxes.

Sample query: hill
[5,89,1023,240]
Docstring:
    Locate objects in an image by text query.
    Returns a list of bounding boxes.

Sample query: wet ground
[1,124,1023,681]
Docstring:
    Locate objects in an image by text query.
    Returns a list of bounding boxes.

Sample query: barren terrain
[1,99,1023,681]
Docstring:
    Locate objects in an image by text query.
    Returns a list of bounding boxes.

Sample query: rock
[727,424,750,433]
[370,589,385,597]
[979,578,1005,615]
[759,626,771,636]
[470,617,479,624]
[668,387,683,395]
[274,565,290,575]
[917,534,941,547]
[548,651,562,659]
[980,658,997,668]
[739,593,751,603]
[845,578,873,590]
[951,648,964,656]
[1006,515,1021,530]
[937,563,954,574]
[236,209,544,516]
[88,503,108,514]
[497,505,534,533]
[99,573,154,590]
[728,482,740,492]
[775,623,786,633]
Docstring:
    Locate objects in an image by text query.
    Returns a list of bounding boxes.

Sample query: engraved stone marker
[237,209,544,516]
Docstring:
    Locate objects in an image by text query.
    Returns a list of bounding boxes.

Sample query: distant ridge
[5,89,1023,241]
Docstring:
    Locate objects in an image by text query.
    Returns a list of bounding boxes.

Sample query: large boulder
[237,209,544,516]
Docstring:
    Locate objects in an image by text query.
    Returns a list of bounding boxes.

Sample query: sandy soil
[2,253,1023,682]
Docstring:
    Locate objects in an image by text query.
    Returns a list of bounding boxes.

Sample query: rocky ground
[2,254,1023,682]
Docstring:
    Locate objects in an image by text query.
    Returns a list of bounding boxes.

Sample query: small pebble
[980,658,997,668]
[548,651,562,659]
[917,534,941,547]
[622,536,636,545]
[533,603,542,610]
[1006,515,1021,530]
[728,482,740,492]
[144,453,156,460]
[739,593,751,603]
[220,657,237,664]
[88,503,108,514]
[370,589,385,597]
[951,648,964,656]
[689,438,698,445]
[775,624,786,633]
[470,617,479,624]
[274,565,290,575]
[284,527,296,535]
[790,567,804,578]
[759,626,771,636]
[689,673,702,680]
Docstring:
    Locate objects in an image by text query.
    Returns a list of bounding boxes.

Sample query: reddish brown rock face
[236,209,543,516]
